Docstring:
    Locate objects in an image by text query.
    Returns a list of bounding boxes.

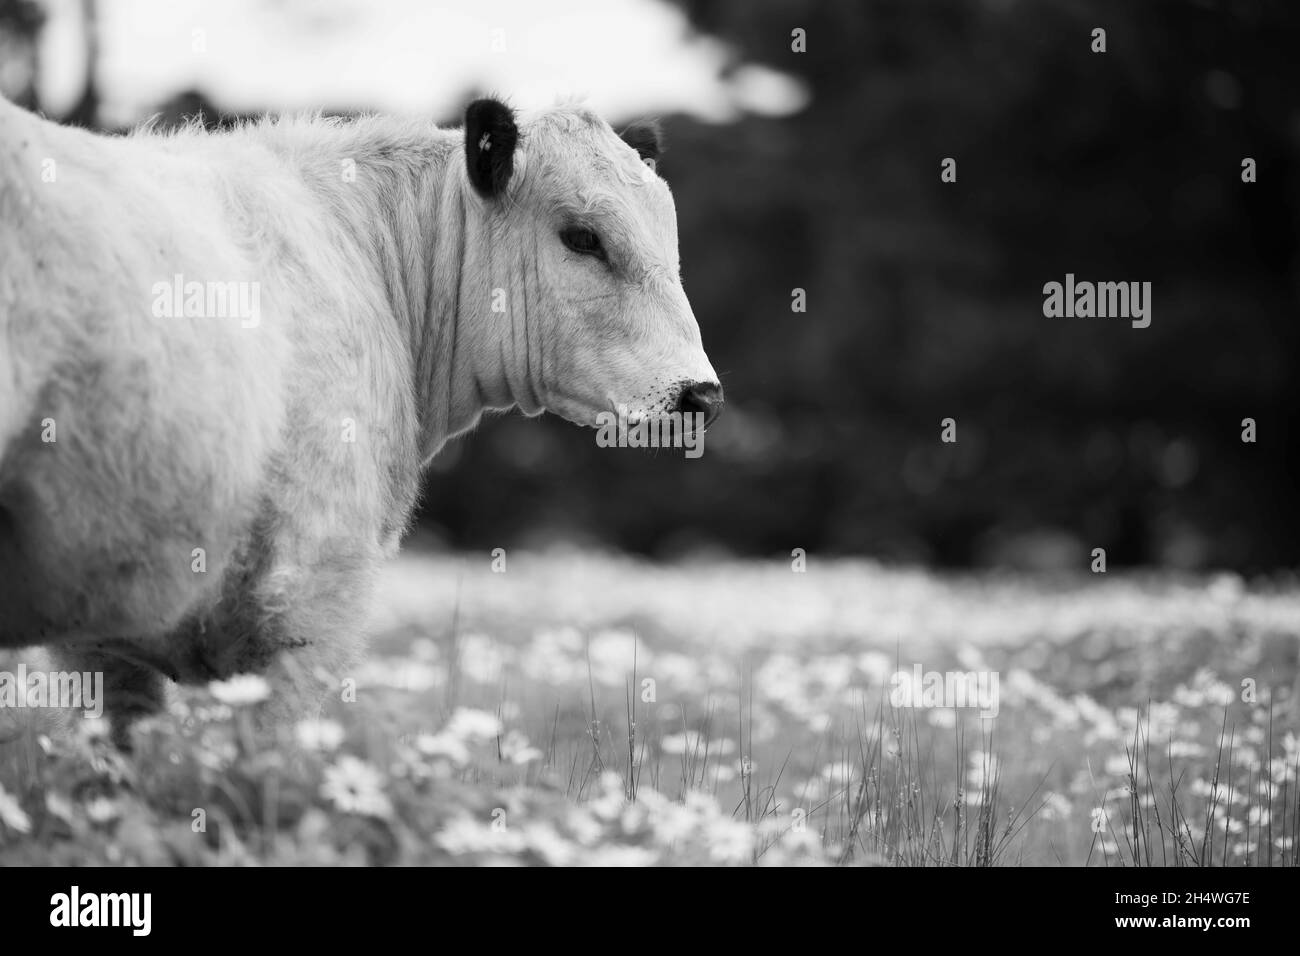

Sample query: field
[2,550,1299,866]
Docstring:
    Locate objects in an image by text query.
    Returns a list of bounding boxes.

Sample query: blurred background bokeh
[4,0,1298,572]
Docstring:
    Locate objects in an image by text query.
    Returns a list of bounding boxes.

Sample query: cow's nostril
[677,382,724,429]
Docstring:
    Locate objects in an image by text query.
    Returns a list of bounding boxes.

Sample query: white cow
[0,96,722,743]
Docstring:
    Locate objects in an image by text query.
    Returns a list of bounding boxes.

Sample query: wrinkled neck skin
[290,119,544,465]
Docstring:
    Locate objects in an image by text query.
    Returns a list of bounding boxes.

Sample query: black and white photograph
[0,0,1296,916]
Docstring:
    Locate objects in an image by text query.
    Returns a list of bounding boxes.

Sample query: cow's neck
[400,141,545,463]
[285,118,540,464]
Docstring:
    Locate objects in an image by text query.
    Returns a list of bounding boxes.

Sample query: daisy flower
[321,755,393,819]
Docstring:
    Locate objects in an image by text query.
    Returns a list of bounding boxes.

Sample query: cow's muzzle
[677,382,724,429]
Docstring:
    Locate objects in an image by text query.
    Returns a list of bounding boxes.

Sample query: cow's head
[461,97,722,435]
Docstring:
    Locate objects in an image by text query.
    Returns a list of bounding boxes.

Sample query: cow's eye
[560,226,606,261]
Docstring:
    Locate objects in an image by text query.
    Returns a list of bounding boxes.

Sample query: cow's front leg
[52,645,168,752]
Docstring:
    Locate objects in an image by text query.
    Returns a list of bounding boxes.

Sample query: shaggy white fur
[0,96,718,738]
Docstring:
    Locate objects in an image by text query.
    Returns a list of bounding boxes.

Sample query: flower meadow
[1,551,1298,866]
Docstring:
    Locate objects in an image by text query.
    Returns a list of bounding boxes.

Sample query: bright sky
[35,0,807,126]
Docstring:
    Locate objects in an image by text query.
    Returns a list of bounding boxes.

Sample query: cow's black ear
[465,98,517,197]
[620,120,663,170]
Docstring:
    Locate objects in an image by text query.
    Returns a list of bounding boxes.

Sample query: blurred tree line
[5,0,1299,570]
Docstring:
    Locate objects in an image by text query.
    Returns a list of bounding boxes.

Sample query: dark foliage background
[6,0,1299,570]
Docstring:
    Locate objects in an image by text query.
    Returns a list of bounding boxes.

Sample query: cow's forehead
[521,108,674,222]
